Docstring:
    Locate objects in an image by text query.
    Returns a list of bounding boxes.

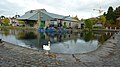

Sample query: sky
[0,0,119,19]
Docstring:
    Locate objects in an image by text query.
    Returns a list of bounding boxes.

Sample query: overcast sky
[0,0,119,19]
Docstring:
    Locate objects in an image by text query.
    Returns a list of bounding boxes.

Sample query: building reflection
[0,29,116,50]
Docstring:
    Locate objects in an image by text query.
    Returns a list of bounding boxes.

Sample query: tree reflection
[17,32,37,39]
[98,33,105,44]
[98,32,114,44]
[40,33,45,39]
[3,29,10,36]
[84,31,94,42]
[17,32,25,39]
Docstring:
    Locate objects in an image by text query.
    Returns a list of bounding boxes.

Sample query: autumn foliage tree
[72,15,80,22]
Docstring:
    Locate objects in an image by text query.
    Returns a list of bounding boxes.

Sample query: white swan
[43,41,51,55]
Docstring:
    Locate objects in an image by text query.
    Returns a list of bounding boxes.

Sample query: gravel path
[0,32,120,67]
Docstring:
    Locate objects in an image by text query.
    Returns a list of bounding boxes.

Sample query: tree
[0,19,2,26]
[84,19,93,30]
[90,18,97,25]
[103,12,106,16]
[73,15,80,21]
[106,6,116,23]
[0,16,5,19]
[3,18,10,26]
[114,6,120,19]
[99,16,106,26]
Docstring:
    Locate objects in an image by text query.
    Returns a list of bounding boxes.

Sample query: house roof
[17,9,77,22]
[42,11,63,19]
[17,10,38,20]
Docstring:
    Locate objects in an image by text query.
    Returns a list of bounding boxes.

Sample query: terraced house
[17,9,80,29]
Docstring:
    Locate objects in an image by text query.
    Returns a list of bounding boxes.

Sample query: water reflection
[51,40,98,54]
[0,29,10,36]
[0,29,115,54]
[84,31,94,42]
[17,31,37,39]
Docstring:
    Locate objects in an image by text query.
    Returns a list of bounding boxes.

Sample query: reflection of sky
[1,34,28,47]
[0,33,99,54]
[51,39,99,54]
[0,34,38,50]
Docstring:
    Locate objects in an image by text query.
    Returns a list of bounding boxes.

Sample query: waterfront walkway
[93,29,120,32]
[0,32,120,67]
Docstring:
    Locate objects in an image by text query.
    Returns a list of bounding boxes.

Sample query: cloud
[0,0,25,17]
[38,0,119,19]
[0,0,119,19]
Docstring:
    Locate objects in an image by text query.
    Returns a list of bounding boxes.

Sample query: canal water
[0,29,115,54]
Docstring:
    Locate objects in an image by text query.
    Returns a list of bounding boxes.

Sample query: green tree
[84,19,93,30]
[3,18,10,26]
[108,20,114,24]
[114,6,120,19]
[0,19,2,26]
[99,16,106,26]
[103,12,106,16]
[90,18,97,25]
[106,6,116,23]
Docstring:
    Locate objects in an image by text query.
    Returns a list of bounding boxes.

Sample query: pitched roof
[17,9,77,22]
[42,11,63,19]
[42,11,77,21]
[17,10,38,20]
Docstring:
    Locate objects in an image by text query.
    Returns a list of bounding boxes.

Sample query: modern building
[17,9,78,28]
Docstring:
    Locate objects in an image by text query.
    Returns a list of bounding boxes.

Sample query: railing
[92,29,120,32]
